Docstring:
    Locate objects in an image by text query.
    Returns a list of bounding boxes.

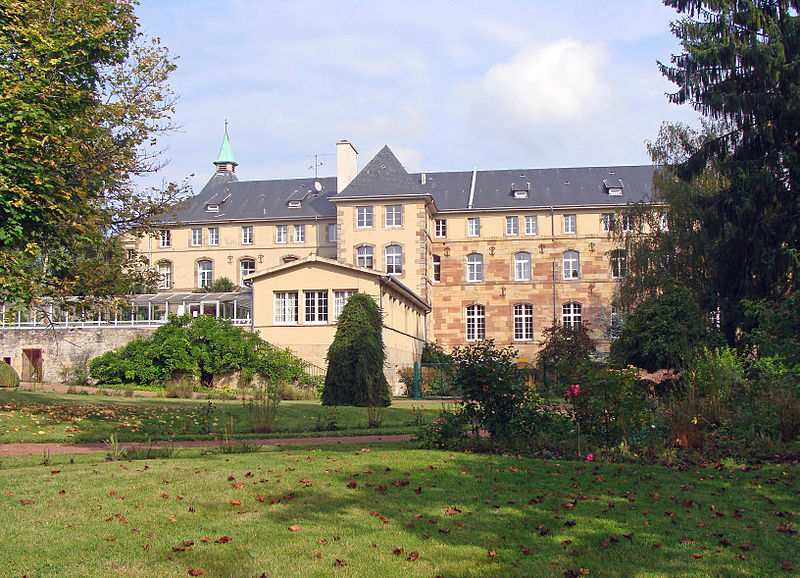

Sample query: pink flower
[586,453,594,461]
[565,384,581,397]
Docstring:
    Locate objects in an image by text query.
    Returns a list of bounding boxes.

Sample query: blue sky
[135,1,699,192]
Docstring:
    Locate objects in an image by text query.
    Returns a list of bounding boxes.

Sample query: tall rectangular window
[276,225,287,244]
[506,216,519,236]
[159,230,171,248]
[386,245,402,275]
[333,290,357,322]
[434,219,447,238]
[157,262,172,289]
[357,246,373,268]
[274,291,298,324]
[432,254,441,282]
[514,303,534,340]
[467,217,480,237]
[621,215,634,233]
[208,227,219,246]
[466,304,486,341]
[191,228,202,246]
[385,205,402,227]
[242,226,253,245]
[239,259,256,286]
[611,249,627,278]
[356,206,373,228]
[467,253,483,282]
[327,223,337,242]
[562,302,582,327]
[601,213,614,233]
[514,252,531,281]
[304,290,328,323]
[294,224,306,243]
[563,251,580,279]
[197,260,212,288]
[525,215,538,235]
[564,214,576,234]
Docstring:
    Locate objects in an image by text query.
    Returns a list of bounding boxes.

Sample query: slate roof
[164,145,657,225]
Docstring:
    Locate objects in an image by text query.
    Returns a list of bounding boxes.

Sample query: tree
[0,1,184,305]
[652,0,800,341]
[321,293,391,407]
[534,322,595,387]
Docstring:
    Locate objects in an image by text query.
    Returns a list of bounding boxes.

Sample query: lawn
[0,391,432,443]
[0,442,796,577]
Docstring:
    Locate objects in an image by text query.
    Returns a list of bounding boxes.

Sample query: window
[327,223,337,242]
[467,253,483,282]
[157,262,172,290]
[239,259,256,286]
[386,245,402,275]
[205,204,219,212]
[434,219,447,238]
[126,249,136,260]
[514,252,531,281]
[208,227,219,246]
[356,246,373,268]
[159,230,171,248]
[466,304,486,341]
[611,249,627,278]
[333,290,357,322]
[385,205,402,227]
[294,224,305,243]
[357,206,373,228]
[242,226,253,245]
[514,303,534,341]
[525,215,538,235]
[191,228,202,246]
[660,213,669,231]
[432,254,441,282]
[304,290,328,323]
[621,215,634,233]
[562,302,583,327]
[563,250,579,279]
[276,225,287,244]
[506,216,519,236]
[601,213,614,233]
[197,260,213,288]
[467,217,480,237]
[274,291,298,324]
[564,214,576,234]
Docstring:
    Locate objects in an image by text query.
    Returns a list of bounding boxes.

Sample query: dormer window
[206,204,220,212]
[603,179,624,196]
[511,182,530,198]
[288,200,302,208]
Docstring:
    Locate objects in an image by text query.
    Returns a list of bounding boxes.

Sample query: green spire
[214,121,237,166]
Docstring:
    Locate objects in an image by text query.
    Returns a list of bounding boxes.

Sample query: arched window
[386,245,402,274]
[514,303,533,340]
[514,252,531,281]
[356,245,373,268]
[562,302,582,327]
[239,258,256,286]
[197,260,213,289]
[466,304,486,341]
[157,261,172,290]
[610,249,627,278]
[466,253,483,282]
[563,250,579,279]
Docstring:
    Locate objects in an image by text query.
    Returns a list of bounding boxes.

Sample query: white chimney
[336,140,358,193]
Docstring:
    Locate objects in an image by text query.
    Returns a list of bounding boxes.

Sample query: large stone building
[131,131,655,385]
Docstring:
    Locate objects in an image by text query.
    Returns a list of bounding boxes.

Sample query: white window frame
[191,228,202,247]
[611,249,627,279]
[385,205,402,227]
[357,246,373,268]
[563,250,579,279]
[434,219,447,238]
[333,290,357,322]
[660,213,669,231]
[241,226,254,245]
[564,214,577,234]
[514,303,534,341]
[466,253,483,283]
[467,217,480,237]
[525,215,538,235]
[385,245,402,275]
[466,304,486,341]
[197,260,213,288]
[276,225,287,244]
[208,227,219,246]
[356,206,373,228]
[562,302,582,327]
[157,262,172,290]
[304,290,329,324]
[621,215,634,233]
[514,252,531,282]
[159,230,171,248]
[327,223,337,242]
[506,216,519,236]
[239,259,256,286]
[601,213,614,233]
[274,291,298,324]
[294,224,305,243]
[432,254,441,282]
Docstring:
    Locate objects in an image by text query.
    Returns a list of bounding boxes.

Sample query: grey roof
[164,146,657,225]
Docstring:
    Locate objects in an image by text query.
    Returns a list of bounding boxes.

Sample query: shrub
[743,356,800,442]
[0,362,20,388]
[243,375,281,433]
[535,322,595,390]
[59,350,92,386]
[164,378,195,398]
[417,405,467,449]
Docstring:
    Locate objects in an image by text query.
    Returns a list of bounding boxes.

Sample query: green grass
[0,390,433,443]
[0,443,797,577]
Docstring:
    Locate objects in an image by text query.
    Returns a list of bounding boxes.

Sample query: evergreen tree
[321,293,391,407]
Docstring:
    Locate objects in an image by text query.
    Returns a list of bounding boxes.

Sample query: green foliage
[322,293,391,407]
[421,342,451,365]
[0,362,19,388]
[611,282,719,372]
[196,277,236,293]
[243,376,281,433]
[451,340,527,448]
[417,405,467,449]
[534,322,595,387]
[744,296,800,366]
[58,351,92,386]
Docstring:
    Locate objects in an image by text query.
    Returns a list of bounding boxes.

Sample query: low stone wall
[0,327,158,384]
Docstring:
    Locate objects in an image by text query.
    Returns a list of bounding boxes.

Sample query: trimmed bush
[0,362,20,388]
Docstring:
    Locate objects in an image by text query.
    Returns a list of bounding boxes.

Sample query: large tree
[647,0,800,341]
[0,0,183,304]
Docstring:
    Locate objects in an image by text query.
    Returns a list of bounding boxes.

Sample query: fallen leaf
[393,548,404,555]
[488,550,499,557]
[334,559,346,567]
[215,536,232,544]
[229,500,241,506]
[407,551,419,561]
[289,525,301,532]
[740,543,755,551]
[781,561,794,571]
[188,570,203,576]
[20,500,35,505]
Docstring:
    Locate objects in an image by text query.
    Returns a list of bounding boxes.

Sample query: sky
[134,0,700,193]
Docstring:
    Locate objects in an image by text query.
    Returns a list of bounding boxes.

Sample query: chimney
[336,140,358,193]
